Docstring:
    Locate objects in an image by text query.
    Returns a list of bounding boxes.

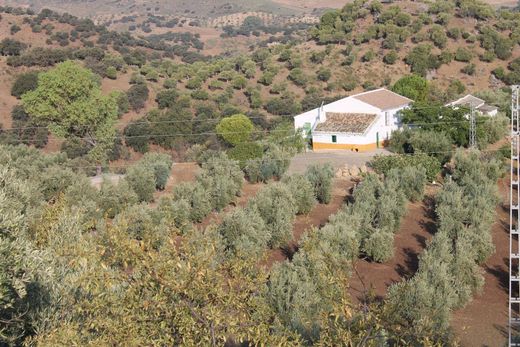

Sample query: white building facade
[294,88,412,151]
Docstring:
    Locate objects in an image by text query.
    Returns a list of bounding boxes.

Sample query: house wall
[311,106,407,151]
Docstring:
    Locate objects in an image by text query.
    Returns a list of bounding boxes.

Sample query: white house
[294,88,412,151]
[445,94,498,117]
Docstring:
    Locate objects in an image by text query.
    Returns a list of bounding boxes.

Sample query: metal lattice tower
[510,85,520,346]
[470,105,477,148]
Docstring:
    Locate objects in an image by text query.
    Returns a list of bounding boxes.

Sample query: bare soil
[451,178,509,347]
[348,190,438,303]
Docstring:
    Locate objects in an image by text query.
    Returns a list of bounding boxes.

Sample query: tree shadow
[485,262,509,293]
[394,247,419,278]
[413,233,427,248]
[281,244,299,261]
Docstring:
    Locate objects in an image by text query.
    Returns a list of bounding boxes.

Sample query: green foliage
[249,183,297,248]
[197,153,244,211]
[155,89,178,109]
[305,164,334,204]
[218,207,270,258]
[387,166,427,202]
[227,142,263,168]
[386,150,498,342]
[123,120,150,153]
[173,182,212,222]
[383,50,398,65]
[454,47,473,62]
[288,68,307,86]
[11,71,39,98]
[390,129,453,164]
[98,179,138,218]
[370,153,441,181]
[216,114,254,146]
[401,102,470,147]
[282,174,316,215]
[127,83,149,111]
[363,230,394,262]
[22,61,118,163]
[139,152,173,190]
[404,44,440,76]
[124,164,156,202]
[391,75,429,102]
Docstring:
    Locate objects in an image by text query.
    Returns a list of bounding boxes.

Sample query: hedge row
[385,149,501,343]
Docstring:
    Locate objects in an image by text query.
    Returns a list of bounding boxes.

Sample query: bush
[387,166,427,202]
[124,120,151,153]
[11,71,39,98]
[461,63,476,75]
[363,230,394,262]
[127,84,149,111]
[391,75,429,102]
[38,166,77,201]
[216,114,254,146]
[410,130,453,164]
[155,89,178,109]
[218,207,270,257]
[124,164,156,202]
[316,67,331,82]
[173,182,212,222]
[98,179,139,218]
[139,152,173,190]
[0,38,26,56]
[454,47,473,62]
[305,164,334,204]
[288,68,307,86]
[282,174,316,215]
[197,153,244,211]
[249,183,297,248]
[383,50,398,65]
[227,142,263,168]
[370,153,441,181]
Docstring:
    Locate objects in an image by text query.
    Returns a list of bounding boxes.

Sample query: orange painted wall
[312,142,379,151]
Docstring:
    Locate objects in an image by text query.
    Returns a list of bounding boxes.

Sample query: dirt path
[265,177,354,266]
[451,178,509,347]
[348,193,437,303]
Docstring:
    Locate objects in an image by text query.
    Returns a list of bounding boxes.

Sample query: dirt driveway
[287,149,389,174]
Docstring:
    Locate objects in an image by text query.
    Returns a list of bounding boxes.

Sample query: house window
[385,112,390,126]
[332,135,337,143]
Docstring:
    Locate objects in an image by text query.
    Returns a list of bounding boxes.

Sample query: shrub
[216,114,254,146]
[288,68,307,86]
[305,164,334,204]
[38,166,77,201]
[227,142,263,168]
[218,207,270,257]
[197,153,244,211]
[155,89,178,109]
[124,164,156,202]
[10,24,21,35]
[387,166,427,202]
[105,66,117,79]
[461,63,476,75]
[410,130,453,164]
[0,38,26,56]
[98,179,139,218]
[139,152,173,190]
[127,84,149,111]
[363,230,394,262]
[383,50,398,65]
[282,174,316,215]
[11,71,39,98]
[454,47,473,62]
[370,153,441,181]
[316,67,332,82]
[124,120,151,153]
[249,183,297,248]
[173,182,212,222]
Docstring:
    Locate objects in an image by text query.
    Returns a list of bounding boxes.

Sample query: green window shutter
[332,135,337,143]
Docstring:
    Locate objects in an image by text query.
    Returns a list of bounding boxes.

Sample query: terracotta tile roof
[352,89,412,110]
[314,113,377,134]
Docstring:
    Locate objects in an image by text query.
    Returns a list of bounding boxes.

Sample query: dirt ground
[451,178,509,347]
[348,191,438,303]
[287,149,389,175]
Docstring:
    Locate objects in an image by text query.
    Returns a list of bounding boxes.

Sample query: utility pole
[469,104,477,148]
[510,85,520,347]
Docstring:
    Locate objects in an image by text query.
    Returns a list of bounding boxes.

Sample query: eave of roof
[314,113,378,134]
